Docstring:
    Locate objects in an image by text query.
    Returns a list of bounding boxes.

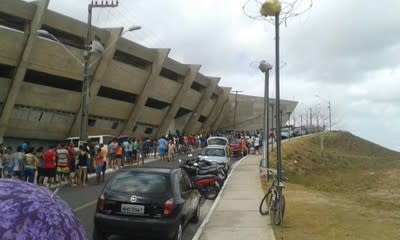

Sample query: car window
[108,171,170,193]
[204,148,226,157]
[207,138,228,146]
[103,136,114,144]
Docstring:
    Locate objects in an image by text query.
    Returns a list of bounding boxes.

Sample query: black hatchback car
[93,167,201,240]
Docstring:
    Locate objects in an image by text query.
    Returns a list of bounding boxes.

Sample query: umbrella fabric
[0,179,88,240]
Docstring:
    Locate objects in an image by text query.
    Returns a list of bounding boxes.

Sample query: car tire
[93,226,106,240]
[191,201,200,223]
[171,222,183,240]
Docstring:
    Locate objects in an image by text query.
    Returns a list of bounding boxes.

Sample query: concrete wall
[0,0,297,143]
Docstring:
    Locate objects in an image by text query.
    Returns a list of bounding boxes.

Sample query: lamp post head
[260,0,282,17]
[259,60,273,73]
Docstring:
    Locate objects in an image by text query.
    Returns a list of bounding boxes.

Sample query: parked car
[199,145,231,171]
[280,128,291,139]
[93,167,201,240]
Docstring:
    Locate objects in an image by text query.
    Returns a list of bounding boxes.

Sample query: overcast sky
[33,0,400,151]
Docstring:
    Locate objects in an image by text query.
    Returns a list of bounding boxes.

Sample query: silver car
[199,145,231,170]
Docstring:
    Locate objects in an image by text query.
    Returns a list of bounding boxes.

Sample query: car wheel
[93,226,106,240]
[191,201,200,223]
[172,222,183,240]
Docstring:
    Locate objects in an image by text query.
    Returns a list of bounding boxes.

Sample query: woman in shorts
[77,145,88,187]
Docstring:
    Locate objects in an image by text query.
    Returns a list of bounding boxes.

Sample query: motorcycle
[179,159,221,200]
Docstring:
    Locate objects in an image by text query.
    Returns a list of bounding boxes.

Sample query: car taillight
[97,194,105,211]
[163,198,174,215]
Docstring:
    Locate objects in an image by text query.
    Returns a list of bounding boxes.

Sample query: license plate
[121,204,144,215]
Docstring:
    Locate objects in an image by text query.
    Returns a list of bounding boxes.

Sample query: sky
[27,0,400,151]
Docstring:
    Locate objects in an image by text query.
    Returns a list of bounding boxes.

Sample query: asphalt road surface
[58,153,241,240]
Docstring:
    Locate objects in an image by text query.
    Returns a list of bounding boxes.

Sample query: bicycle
[259,168,286,226]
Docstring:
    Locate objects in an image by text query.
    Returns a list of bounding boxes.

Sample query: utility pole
[300,114,303,135]
[309,107,312,129]
[80,0,118,141]
[231,90,242,137]
[328,100,332,131]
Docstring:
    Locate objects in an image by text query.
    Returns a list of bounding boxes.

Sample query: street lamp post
[315,95,332,131]
[259,60,273,172]
[37,21,141,141]
[231,90,242,138]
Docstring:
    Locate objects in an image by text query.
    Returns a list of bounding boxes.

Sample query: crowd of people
[0,130,268,188]
[0,134,208,188]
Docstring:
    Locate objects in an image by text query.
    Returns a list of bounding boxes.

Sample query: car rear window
[108,171,170,193]
[204,148,226,157]
[207,138,228,146]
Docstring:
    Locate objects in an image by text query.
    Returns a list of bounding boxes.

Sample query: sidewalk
[193,154,276,240]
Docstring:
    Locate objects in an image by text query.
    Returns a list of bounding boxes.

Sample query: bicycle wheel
[273,194,286,226]
[259,190,272,215]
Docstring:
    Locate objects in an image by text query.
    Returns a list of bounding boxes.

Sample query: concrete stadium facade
[0,0,297,143]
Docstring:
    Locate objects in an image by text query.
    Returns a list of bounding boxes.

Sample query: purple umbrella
[0,179,88,240]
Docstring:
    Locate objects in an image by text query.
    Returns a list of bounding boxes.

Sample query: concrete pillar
[68,27,123,137]
[183,77,220,134]
[211,93,231,130]
[156,64,201,138]
[0,0,49,141]
[202,88,228,131]
[120,49,170,135]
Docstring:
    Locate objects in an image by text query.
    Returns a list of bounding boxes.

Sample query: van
[66,135,115,151]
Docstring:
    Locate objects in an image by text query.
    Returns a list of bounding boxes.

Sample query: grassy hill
[265,131,400,239]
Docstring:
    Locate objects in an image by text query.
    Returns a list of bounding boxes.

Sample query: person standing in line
[153,138,158,159]
[43,146,57,187]
[114,143,123,169]
[12,146,25,180]
[99,143,108,183]
[66,143,76,185]
[35,147,45,185]
[56,143,70,185]
[94,148,103,185]
[77,145,89,187]
[108,138,118,169]
[24,146,38,183]
[122,139,129,167]
[167,140,176,162]
[2,147,13,178]
[158,137,168,160]
[128,138,133,164]
[132,137,138,163]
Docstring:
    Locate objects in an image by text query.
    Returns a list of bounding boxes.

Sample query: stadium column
[211,91,232,131]
[156,64,201,138]
[68,27,123,137]
[120,49,170,135]
[202,87,228,132]
[183,77,220,135]
[0,0,49,143]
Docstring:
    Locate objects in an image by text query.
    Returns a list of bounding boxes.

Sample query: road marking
[73,200,98,212]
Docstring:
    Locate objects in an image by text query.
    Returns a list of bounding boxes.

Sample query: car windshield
[204,148,226,157]
[108,171,170,193]
[207,138,228,146]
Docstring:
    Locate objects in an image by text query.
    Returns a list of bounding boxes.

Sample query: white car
[199,145,231,170]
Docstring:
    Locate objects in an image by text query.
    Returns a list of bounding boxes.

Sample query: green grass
[263,131,400,240]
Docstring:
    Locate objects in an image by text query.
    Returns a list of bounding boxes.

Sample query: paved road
[57,153,241,240]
